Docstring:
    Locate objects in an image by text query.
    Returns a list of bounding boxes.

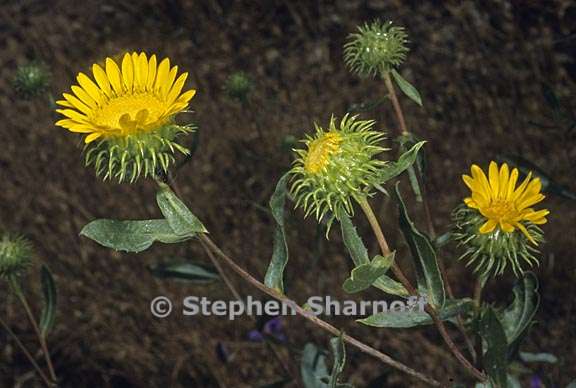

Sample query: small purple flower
[247,317,287,343]
[530,375,543,388]
[247,330,265,342]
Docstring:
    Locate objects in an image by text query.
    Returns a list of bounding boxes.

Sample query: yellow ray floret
[462,161,549,244]
[55,52,196,143]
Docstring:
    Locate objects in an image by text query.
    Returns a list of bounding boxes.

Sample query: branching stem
[198,234,442,387]
[356,197,486,382]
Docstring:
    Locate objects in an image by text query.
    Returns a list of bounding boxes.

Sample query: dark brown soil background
[1,1,575,387]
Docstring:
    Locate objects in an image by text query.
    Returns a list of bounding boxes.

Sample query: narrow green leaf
[340,214,408,297]
[342,254,393,294]
[498,272,540,346]
[156,182,207,237]
[329,335,352,388]
[358,298,472,328]
[394,184,445,308]
[81,219,189,252]
[379,141,426,184]
[148,261,219,283]
[391,69,422,106]
[264,173,290,293]
[479,308,508,388]
[339,213,369,266]
[39,265,57,337]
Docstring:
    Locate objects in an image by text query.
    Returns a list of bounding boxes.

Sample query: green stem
[0,316,53,387]
[198,234,442,387]
[356,196,486,382]
[10,278,57,384]
[383,71,478,363]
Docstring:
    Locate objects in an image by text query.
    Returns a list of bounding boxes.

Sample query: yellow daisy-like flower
[55,52,196,183]
[56,52,196,143]
[462,161,549,244]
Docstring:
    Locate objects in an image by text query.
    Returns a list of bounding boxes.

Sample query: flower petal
[122,53,134,92]
[146,54,157,91]
[106,58,123,95]
[166,72,188,105]
[92,64,112,98]
[488,161,499,199]
[479,219,497,234]
[77,72,103,105]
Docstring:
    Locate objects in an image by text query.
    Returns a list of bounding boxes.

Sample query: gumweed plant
[0,232,58,386]
[54,22,552,387]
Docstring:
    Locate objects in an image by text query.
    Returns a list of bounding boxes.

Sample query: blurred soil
[0,1,575,387]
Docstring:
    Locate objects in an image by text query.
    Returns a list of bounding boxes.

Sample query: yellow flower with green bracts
[290,114,388,231]
[462,161,549,244]
[55,52,196,182]
[453,161,550,278]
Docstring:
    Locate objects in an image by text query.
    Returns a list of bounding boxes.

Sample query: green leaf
[301,343,329,388]
[342,254,393,294]
[328,335,352,388]
[358,298,472,328]
[340,213,369,266]
[391,69,422,106]
[379,141,426,184]
[394,184,445,308]
[39,265,57,337]
[519,351,557,364]
[479,308,508,388]
[264,173,290,293]
[340,214,408,297]
[498,272,540,346]
[81,219,190,252]
[148,261,219,283]
[156,182,207,237]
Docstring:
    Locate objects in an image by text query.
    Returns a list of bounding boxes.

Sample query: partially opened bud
[289,114,388,230]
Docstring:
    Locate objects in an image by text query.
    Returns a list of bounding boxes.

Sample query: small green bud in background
[344,20,409,78]
[0,232,34,280]
[224,71,253,103]
[13,62,51,99]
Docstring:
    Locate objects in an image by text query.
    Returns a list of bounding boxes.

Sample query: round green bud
[13,62,51,99]
[452,205,543,279]
[0,233,34,280]
[344,20,409,78]
[224,72,253,102]
[289,114,388,229]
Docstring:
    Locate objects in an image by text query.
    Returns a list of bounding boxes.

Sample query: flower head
[290,114,388,229]
[13,62,50,99]
[453,161,549,277]
[0,233,33,280]
[56,52,196,182]
[463,161,549,243]
[344,20,409,78]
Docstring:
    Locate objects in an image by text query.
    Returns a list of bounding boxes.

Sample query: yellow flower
[55,52,196,144]
[462,161,549,244]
